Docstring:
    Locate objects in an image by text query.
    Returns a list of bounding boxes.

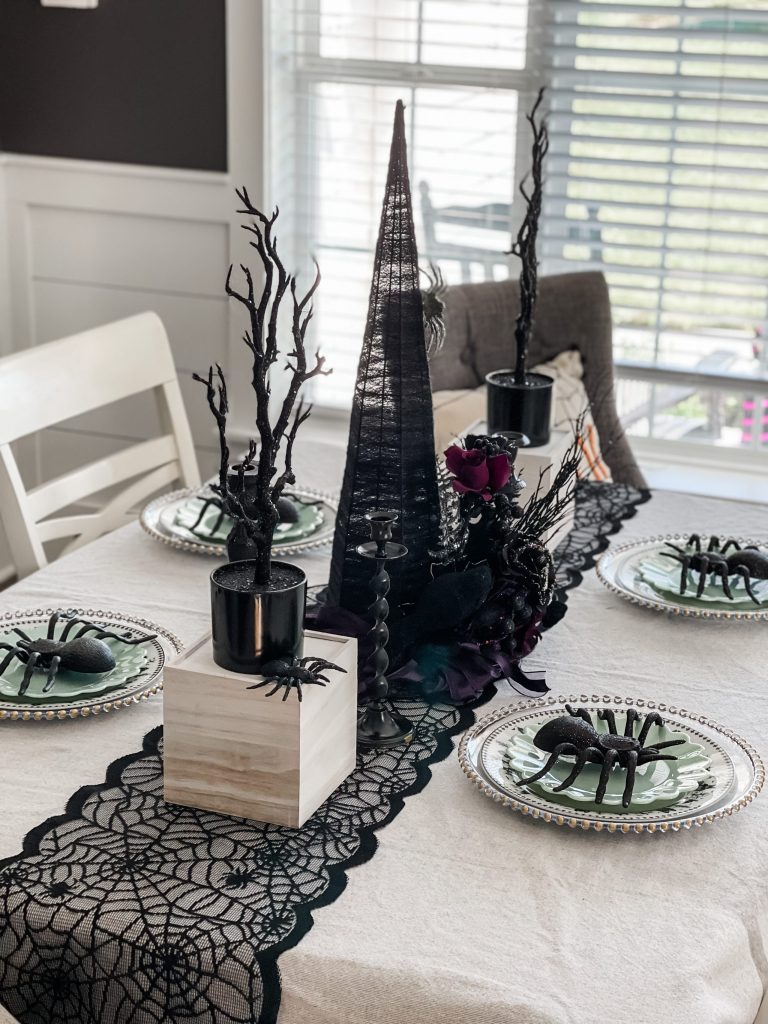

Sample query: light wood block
[164,630,358,828]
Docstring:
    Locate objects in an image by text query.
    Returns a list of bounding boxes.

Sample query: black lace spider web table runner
[0,482,649,1024]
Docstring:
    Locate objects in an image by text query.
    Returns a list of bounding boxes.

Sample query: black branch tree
[194,189,329,586]
[327,100,441,615]
[508,87,550,385]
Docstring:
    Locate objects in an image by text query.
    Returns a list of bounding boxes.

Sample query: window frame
[258,0,768,467]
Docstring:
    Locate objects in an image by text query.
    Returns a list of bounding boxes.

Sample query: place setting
[460,693,764,835]
[140,482,337,558]
[597,532,768,621]
[0,607,182,721]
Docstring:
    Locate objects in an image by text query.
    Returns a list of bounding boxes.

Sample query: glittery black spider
[420,262,447,356]
[187,488,301,540]
[517,704,684,808]
[246,657,346,702]
[661,533,768,605]
[0,609,156,696]
[188,492,228,538]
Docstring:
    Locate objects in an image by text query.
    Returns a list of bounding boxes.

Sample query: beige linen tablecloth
[1,477,767,1024]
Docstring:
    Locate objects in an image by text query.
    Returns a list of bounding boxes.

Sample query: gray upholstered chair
[429,271,647,488]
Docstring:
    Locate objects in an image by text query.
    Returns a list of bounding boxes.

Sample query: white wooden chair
[0,312,201,579]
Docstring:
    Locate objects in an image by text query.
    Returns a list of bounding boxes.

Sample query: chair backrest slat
[36,461,180,545]
[26,433,179,521]
[0,313,179,444]
[0,312,201,578]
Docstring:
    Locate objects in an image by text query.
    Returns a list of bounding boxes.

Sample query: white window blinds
[270,0,768,451]
[269,0,538,407]
[542,1,768,395]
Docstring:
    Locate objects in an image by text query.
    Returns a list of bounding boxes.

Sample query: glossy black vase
[485,371,554,447]
[210,559,306,673]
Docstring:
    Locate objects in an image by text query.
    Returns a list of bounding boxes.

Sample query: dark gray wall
[0,0,227,171]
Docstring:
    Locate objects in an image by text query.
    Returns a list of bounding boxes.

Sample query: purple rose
[444,445,511,502]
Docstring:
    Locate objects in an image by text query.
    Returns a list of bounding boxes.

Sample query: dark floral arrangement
[313,425,583,704]
[391,430,577,702]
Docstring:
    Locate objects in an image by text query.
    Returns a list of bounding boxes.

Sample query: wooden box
[164,630,358,828]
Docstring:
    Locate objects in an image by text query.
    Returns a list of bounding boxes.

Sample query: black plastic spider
[516,704,684,808]
[0,610,157,696]
[500,533,555,609]
[247,656,346,702]
[660,533,768,605]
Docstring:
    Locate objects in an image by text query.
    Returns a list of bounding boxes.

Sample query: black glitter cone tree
[327,100,441,615]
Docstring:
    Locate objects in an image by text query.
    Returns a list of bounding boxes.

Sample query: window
[544,0,768,452]
[270,0,768,455]
[269,0,538,406]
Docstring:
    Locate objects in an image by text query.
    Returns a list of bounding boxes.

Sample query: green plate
[172,494,324,546]
[459,695,764,835]
[504,712,712,813]
[638,550,768,607]
[596,534,768,621]
[0,608,182,721]
[140,486,338,559]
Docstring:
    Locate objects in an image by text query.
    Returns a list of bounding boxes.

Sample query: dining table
[1,442,767,1024]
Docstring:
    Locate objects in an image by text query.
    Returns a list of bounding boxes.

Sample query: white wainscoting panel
[32,278,229,371]
[3,155,232,444]
[0,169,11,357]
[30,207,227,297]
[0,154,235,580]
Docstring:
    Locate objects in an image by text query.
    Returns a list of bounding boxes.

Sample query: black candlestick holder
[356,511,414,749]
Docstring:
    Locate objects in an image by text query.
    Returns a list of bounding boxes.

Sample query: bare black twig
[515,410,587,540]
[195,191,330,585]
[507,87,549,385]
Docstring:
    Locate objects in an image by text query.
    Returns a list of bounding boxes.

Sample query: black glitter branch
[507,87,550,385]
[516,411,587,540]
[196,191,329,585]
[192,364,229,499]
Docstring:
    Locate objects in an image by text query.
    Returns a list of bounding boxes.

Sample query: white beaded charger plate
[140,486,338,558]
[0,608,183,721]
[458,694,764,834]
[596,534,768,621]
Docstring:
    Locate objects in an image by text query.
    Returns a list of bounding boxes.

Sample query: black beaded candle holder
[356,511,414,749]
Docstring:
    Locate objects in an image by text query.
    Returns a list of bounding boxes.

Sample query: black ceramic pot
[224,464,299,561]
[210,559,307,673]
[226,522,257,563]
[485,370,554,447]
